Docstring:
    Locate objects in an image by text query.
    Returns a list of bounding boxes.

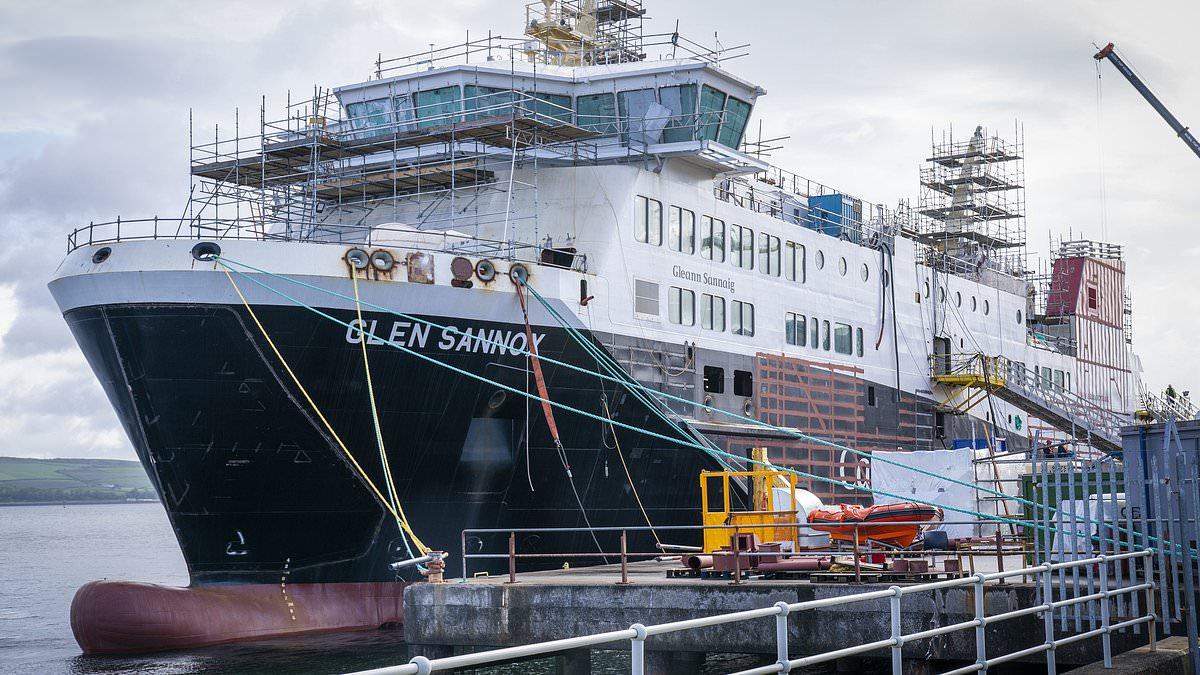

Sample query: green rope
[212,257,1164,553]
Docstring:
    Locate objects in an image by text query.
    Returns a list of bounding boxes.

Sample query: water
[0,504,768,674]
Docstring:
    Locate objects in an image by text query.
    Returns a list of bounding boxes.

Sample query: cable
[602,394,662,548]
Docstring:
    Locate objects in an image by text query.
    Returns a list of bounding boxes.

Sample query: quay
[389,556,1155,674]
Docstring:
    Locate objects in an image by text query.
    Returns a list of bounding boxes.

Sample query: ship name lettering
[346,319,544,355]
[672,265,735,294]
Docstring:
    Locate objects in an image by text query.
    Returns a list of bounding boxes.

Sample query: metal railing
[347,549,1155,675]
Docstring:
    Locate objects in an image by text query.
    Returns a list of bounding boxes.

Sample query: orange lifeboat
[806,503,944,547]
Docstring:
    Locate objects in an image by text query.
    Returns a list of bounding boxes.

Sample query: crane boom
[1094,42,1200,160]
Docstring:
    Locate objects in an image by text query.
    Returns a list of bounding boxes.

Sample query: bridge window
[414,85,462,128]
[759,234,780,276]
[464,85,513,121]
[701,294,725,331]
[698,85,727,142]
[659,84,698,142]
[618,88,658,144]
[668,287,695,326]
[635,196,662,245]
[731,300,755,336]
[786,313,806,347]
[718,96,752,148]
[525,91,572,124]
[701,216,725,262]
[634,279,659,317]
[345,98,392,136]
[668,206,696,254]
[834,323,853,355]
[576,92,617,133]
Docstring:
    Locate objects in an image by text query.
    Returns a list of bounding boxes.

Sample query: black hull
[65,301,1017,585]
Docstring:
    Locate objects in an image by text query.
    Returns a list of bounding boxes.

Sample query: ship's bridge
[330,50,767,174]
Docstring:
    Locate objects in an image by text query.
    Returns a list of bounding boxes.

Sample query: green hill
[0,456,156,504]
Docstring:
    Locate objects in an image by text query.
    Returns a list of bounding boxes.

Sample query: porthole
[450,256,474,280]
[1017,309,1023,324]
[983,299,990,315]
[838,257,848,276]
[923,281,930,298]
[970,296,977,312]
[955,291,962,307]
[938,287,946,303]
[860,264,869,282]
[487,390,507,410]
[815,250,825,270]
[91,247,112,264]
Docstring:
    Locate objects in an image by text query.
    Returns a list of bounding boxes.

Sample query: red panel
[1046,257,1085,317]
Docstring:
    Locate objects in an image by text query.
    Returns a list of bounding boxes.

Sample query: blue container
[807,194,862,242]
[951,437,1008,454]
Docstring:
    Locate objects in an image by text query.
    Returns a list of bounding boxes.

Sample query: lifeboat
[806,503,944,547]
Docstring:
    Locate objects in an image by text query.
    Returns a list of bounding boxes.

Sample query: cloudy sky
[1,0,1197,460]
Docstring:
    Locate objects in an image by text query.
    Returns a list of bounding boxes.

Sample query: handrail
[344,549,1156,675]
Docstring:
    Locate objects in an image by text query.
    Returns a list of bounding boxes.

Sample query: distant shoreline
[0,500,160,507]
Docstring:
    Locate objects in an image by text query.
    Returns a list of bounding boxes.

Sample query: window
[701,294,725,331]
[971,296,978,312]
[1017,309,1023,324]
[759,234,781,276]
[867,385,876,407]
[955,291,962,307]
[838,257,847,276]
[700,216,725,262]
[733,370,753,397]
[526,91,572,124]
[618,88,658,144]
[1087,286,1098,310]
[923,281,931,298]
[414,86,462,128]
[822,320,831,350]
[730,224,754,269]
[668,287,695,326]
[1054,369,1065,390]
[784,241,805,282]
[815,250,825,270]
[786,313,807,346]
[659,84,698,143]
[668,206,696,254]
[345,98,393,136]
[576,92,617,133]
[861,263,870,282]
[809,316,819,348]
[856,327,864,357]
[703,366,725,393]
[635,196,662,245]
[634,279,659,316]
[464,85,513,120]
[731,300,755,336]
[983,299,990,315]
[718,96,752,148]
[1066,371,1071,391]
[834,323,853,355]
[698,85,727,141]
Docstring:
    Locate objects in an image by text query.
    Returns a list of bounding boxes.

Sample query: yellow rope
[601,396,661,547]
[351,272,429,554]
[222,268,428,553]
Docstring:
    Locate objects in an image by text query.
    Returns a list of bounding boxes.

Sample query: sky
[1,0,1198,460]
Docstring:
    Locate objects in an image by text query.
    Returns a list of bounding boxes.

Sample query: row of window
[641,282,870,360]
[785,312,865,357]
[344,83,752,147]
[637,196,815,283]
[918,280,1006,321]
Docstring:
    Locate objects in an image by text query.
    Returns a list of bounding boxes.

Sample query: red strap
[516,284,563,449]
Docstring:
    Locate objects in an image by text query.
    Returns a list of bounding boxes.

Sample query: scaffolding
[908,124,1027,280]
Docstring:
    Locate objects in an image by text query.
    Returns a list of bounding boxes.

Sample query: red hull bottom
[70,580,405,654]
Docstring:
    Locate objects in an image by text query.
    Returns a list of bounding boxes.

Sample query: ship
[49,0,1143,654]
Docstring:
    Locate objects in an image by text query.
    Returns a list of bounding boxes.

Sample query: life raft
[806,503,944,547]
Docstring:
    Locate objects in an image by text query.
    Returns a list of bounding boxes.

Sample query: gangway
[932,353,1126,454]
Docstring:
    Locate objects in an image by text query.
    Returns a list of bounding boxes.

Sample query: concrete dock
[402,560,1151,673]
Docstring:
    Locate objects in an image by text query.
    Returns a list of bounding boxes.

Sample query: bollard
[507,531,517,584]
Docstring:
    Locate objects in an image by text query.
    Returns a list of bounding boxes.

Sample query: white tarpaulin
[870,449,978,539]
